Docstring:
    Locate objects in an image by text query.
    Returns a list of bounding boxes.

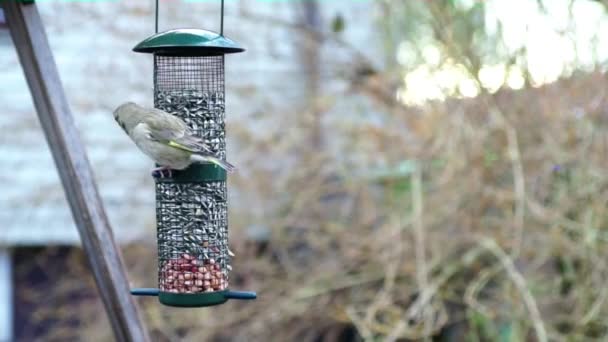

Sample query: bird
[113,102,236,177]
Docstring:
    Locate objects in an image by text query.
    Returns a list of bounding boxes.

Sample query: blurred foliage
[379,0,608,100]
[331,12,345,34]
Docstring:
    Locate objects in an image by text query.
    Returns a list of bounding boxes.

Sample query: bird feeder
[129,18,256,306]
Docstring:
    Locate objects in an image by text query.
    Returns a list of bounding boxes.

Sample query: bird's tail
[190,154,236,173]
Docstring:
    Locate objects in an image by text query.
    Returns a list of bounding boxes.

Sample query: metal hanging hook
[155,0,159,33]
[220,0,224,36]
[154,0,225,35]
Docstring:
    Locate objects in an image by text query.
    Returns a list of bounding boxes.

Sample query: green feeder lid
[133,28,244,56]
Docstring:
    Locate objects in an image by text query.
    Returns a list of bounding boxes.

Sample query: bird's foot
[151,166,174,179]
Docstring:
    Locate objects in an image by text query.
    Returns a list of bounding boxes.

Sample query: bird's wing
[144,110,213,154]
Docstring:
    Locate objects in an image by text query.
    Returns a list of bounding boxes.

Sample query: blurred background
[2,0,608,340]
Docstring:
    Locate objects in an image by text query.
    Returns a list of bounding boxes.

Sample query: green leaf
[331,13,346,34]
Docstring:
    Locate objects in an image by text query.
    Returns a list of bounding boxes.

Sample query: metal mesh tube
[154,55,226,159]
[153,55,229,294]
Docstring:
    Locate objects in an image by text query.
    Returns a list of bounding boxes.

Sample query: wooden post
[1,1,150,341]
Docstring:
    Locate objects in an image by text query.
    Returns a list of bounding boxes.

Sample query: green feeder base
[131,288,256,307]
[160,291,228,307]
[153,163,227,183]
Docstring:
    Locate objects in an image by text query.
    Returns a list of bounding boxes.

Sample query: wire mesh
[155,55,226,159]
[153,55,230,294]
